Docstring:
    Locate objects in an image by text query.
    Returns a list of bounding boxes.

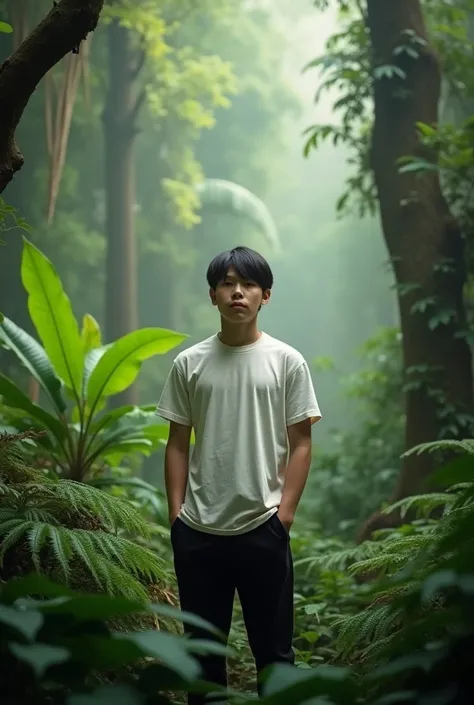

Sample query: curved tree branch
[0,0,105,192]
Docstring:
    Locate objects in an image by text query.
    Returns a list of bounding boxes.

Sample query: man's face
[210,267,271,322]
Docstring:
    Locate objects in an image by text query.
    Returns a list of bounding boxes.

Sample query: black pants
[171,513,295,704]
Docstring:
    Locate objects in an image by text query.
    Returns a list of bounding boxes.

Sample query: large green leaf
[86,328,186,406]
[82,345,109,408]
[80,316,107,401]
[0,374,67,443]
[81,313,102,354]
[0,317,66,413]
[0,604,44,640]
[102,440,155,465]
[90,405,137,433]
[116,631,202,682]
[9,642,70,677]
[196,178,280,251]
[90,405,156,434]
[89,410,166,451]
[87,430,163,467]
[104,408,163,435]
[21,238,84,397]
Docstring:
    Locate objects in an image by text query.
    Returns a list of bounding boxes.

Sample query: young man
[155,246,321,703]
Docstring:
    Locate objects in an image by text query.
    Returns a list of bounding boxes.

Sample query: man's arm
[278,418,313,531]
[165,421,192,525]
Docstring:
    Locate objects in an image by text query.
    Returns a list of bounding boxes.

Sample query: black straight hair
[206,246,274,291]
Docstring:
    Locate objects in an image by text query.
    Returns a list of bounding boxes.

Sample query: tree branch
[0,0,105,193]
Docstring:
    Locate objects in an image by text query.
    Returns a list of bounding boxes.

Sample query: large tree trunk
[103,19,141,405]
[359,1,474,541]
[0,0,104,192]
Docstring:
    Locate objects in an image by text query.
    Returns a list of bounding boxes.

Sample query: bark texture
[359,1,474,541]
[0,0,104,192]
[103,19,141,405]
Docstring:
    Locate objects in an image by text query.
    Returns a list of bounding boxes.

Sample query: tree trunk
[359,0,474,541]
[103,19,141,406]
[0,0,104,191]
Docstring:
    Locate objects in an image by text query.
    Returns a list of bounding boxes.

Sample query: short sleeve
[285,361,322,427]
[155,361,192,426]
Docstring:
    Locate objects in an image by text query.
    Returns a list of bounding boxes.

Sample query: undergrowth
[0,430,171,602]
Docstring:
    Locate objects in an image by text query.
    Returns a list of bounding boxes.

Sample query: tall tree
[103,18,139,350]
[308,0,474,540]
[360,0,473,539]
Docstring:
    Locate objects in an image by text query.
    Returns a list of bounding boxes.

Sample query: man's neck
[218,319,261,347]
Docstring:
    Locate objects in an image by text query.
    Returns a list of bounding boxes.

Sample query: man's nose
[232,285,243,298]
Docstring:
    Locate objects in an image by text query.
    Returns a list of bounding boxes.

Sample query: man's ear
[261,288,271,305]
[209,287,217,306]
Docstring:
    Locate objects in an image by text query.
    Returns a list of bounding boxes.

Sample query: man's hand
[169,511,180,527]
[277,510,294,533]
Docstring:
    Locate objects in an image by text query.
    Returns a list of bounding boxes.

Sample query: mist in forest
[0,0,398,445]
[136,2,397,441]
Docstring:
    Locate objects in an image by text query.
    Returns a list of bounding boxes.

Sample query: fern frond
[382,534,431,555]
[350,535,431,577]
[47,525,73,580]
[334,604,402,657]
[0,518,33,559]
[65,530,149,602]
[95,556,150,602]
[294,540,381,574]
[450,484,474,510]
[0,494,61,525]
[89,530,168,582]
[89,532,157,581]
[22,508,60,523]
[362,631,402,661]
[30,524,168,601]
[383,492,455,519]
[28,524,50,571]
[46,480,151,536]
[349,552,407,577]
[0,482,20,500]
[66,529,108,590]
[403,439,474,458]
[0,515,168,602]
[372,582,418,606]
[0,508,20,522]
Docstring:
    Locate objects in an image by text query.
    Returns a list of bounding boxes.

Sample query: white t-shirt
[155,332,321,535]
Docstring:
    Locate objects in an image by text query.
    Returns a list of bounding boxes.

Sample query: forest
[0,0,473,703]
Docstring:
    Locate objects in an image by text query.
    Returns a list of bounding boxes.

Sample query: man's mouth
[230,303,246,309]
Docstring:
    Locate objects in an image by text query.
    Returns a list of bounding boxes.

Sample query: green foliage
[0,239,186,481]
[3,436,474,704]
[306,327,404,536]
[0,432,169,602]
[0,197,31,245]
[306,438,474,666]
[305,0,474,216]
[0,573,229,705]
[103,0,237,231]
[302,6,374,217]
